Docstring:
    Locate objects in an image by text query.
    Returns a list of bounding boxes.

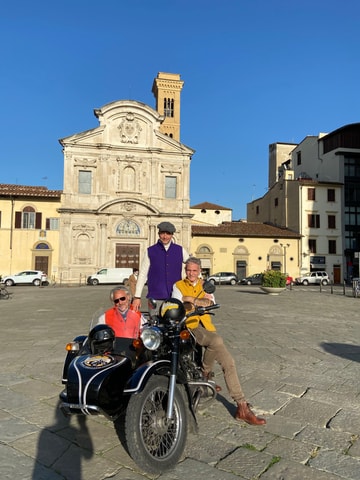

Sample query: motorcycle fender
[123,359,171,394]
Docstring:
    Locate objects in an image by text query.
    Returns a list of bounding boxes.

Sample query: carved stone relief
[118,113,142,144]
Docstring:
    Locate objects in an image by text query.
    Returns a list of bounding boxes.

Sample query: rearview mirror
[203,280,215,294]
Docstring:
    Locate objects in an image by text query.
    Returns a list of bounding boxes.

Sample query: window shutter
[35,212,42,229]
[15,211,22,228]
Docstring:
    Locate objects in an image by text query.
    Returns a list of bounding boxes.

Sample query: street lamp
[280,243,290,274]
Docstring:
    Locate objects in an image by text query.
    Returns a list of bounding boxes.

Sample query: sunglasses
[114,296,126,304]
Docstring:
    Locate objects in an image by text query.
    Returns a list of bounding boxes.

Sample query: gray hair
[185,257,202,267]
[109,286,130,301]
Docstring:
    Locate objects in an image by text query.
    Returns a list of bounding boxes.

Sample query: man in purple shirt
[132,222,189,313]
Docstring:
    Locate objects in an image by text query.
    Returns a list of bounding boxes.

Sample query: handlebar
[185,303,220,319]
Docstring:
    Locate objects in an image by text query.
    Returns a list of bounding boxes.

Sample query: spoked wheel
[125,375,188,474]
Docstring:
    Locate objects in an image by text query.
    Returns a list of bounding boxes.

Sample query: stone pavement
[1,283,360,479]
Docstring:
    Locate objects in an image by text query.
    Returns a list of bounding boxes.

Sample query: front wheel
[5,279,14,287]
[125,375,188,474]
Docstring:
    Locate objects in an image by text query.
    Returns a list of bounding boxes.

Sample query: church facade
[58,73,194,283]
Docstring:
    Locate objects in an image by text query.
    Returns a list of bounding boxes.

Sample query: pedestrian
[128,268,139,300]
[132,221,189,313]
[171,256,266,426]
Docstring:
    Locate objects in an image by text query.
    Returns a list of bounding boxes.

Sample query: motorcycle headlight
[141,326,163,351]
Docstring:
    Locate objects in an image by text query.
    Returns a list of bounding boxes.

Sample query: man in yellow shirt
[171,257,266,426]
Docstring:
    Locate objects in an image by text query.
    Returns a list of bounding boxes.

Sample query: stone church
[58,73,194,283]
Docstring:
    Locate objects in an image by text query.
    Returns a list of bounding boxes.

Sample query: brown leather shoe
[203,371,222,392]
[235,401,266,425]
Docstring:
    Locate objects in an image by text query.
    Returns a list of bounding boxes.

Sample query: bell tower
[152,72,184,142]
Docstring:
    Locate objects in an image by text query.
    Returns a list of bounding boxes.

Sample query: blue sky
[1,0,360,219]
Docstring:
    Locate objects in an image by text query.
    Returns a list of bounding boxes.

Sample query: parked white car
[2,270,48,286]
[295,271,329,286]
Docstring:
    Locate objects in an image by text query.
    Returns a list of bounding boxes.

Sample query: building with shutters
[0,184,61,280]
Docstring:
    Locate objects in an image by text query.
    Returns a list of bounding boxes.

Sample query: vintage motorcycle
[59,287,220,474]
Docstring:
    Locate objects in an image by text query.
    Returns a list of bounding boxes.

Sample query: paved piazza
[1,283,360,479]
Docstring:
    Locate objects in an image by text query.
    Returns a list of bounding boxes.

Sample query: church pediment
[59,100,194,154]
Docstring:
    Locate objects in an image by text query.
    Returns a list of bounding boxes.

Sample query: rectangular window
[307,188,316,201]
[329,240,336,254]
[256,205,259,214]
[297,151,302,166]
[274,197,278,207]
[308,214,320,228]
[22,211,36,229]
[308,239,317,253]
[327,189,335,202]
[79,170,92,194]
[46,218,60,230]
[165,176,177,199]
[328,215,336,229]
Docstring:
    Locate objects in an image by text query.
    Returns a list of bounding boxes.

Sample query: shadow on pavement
[320,342,360,363]
[32,400,94,480]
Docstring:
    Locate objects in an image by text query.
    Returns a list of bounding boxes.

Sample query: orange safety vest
[105,307,141,338]
[174,278,216,332]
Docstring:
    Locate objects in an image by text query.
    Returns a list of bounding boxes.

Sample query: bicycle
[0,284,10,300]
[352,278,360,298]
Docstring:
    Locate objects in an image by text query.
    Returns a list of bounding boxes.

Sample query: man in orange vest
[97,287,146,339]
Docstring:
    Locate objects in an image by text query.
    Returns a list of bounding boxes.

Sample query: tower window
[164,98,174,118]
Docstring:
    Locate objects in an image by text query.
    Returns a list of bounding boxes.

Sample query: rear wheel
[33,279,41,286]
[322,279,328,285]
[230,279,236,285]
[125,375,188,474]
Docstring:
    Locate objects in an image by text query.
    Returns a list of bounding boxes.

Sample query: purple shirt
[147,241,183,299]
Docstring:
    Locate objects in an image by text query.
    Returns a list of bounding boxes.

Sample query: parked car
[2,270,48,286]
[240,273,263,285]
[295,271,329,286]
[207,272,238,285]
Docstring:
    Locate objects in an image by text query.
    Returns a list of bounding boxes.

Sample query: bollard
[319,282,322,293]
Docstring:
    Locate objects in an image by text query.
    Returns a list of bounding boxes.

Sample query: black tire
[302,280,309,286]
[230,279,236,285]
[5,279,14,287]
[91,279,99,286]
[125,375,188,474]
[322,280,328,286]
[33,279,41,286]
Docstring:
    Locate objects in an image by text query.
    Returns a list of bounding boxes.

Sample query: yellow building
[0,184,61,280]
[191,221,301,280]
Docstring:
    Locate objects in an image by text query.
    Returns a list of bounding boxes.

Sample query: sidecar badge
[83,355,115,368]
